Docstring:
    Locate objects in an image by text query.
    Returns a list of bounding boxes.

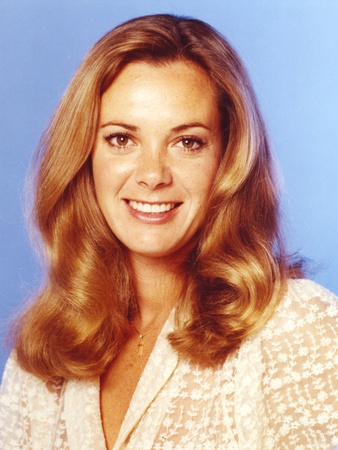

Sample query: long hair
[13,14,302,378]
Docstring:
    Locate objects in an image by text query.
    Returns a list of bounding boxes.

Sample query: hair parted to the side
[12,14,303,379]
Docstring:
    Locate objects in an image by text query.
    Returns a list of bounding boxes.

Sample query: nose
[134,149,172,190]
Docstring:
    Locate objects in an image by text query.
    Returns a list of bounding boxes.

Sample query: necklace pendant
[137,335,144,357]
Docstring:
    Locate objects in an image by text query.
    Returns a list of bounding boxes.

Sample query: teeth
[129,201,176,213]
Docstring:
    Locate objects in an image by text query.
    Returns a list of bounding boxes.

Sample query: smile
[128,200,178,214]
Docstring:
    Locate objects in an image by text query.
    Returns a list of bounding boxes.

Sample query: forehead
[100,60,219,123]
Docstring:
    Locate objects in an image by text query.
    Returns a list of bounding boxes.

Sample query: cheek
[92,155,130,198]
[191,159,219,199]
[92,163,110,203]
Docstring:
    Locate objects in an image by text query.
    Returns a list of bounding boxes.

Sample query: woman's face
[92,60,222,261]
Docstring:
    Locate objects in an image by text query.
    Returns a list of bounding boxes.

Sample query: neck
[128,253,186,331]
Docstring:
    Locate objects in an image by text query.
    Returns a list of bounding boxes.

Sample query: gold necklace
[132,318,167,357]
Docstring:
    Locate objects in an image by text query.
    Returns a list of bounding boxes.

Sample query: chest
[31,337,266,449]
[100,333,158,449]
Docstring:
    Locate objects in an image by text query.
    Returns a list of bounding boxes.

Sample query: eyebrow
[100,121,211,132]
[172,122,211,132]
[100,121,138,131]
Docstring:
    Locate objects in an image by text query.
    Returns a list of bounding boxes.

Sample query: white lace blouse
[1,279,337,449]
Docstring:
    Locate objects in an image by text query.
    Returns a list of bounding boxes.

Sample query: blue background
[1,0,338,376]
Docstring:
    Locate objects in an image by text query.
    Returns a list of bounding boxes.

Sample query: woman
[0,14,337,449]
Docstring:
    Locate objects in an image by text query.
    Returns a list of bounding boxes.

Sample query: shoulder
[260,277,338,367]
[263,278,337,337]
[1,352,63,401]
[257,279,338,447]
[0,353,64,448]
[283,277,337,307]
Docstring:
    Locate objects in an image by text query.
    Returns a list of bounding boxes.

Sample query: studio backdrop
[1,0,337,375]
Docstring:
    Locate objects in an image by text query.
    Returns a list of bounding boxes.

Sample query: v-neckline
[112,310,178,448]
[63,310,178,449]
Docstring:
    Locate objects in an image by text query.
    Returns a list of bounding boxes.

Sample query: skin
[92,60,223,448]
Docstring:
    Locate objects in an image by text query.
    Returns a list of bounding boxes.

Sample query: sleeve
[261,279,338,449]
[0,354,31,448]
[0,353,64,449]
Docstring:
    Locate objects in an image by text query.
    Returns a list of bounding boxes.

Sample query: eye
[174,136,205,152]
[104,132,133,148]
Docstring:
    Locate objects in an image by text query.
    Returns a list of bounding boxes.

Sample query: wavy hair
[13,14,302,378]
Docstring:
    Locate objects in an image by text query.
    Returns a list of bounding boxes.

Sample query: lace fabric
[0,279,337,449]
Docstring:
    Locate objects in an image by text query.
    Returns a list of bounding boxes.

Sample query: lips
[127,200,178,214]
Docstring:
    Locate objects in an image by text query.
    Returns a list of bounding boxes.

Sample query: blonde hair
[13,14,302,378]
